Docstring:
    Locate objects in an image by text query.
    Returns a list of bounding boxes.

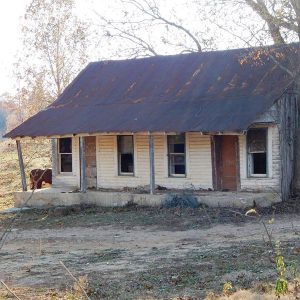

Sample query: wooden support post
[149,134,155,195]
[51,138,58,177]
[16,140,27,191]
[79,137,87,193]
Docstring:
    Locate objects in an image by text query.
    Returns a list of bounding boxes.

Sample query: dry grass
[0,208,299,299]
[0,139,51,210]
[0,140,299,299]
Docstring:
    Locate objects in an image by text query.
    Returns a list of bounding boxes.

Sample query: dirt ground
[0,206,299,299]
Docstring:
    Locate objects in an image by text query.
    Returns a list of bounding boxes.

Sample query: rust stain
[127,82,137,92]
[132,97,144,104]
[75,90,82,97]
[5,43,298,138]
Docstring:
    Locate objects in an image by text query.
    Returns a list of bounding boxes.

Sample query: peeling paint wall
[96,133,213,190]
[51,129,281,193]
[52,137,80,188]
[239,126,280,192]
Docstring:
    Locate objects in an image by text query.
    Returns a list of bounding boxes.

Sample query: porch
[14,187,281,209]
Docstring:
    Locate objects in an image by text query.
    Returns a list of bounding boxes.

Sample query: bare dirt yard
[0,205,299,299]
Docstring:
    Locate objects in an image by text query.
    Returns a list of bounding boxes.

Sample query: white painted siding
[239,126,280,192]
[95,133,213,189]
[52,137,80,188]
[52,130,280,193]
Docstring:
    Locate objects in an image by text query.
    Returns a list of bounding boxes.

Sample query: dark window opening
[59,138,72,173]
[252,153,267,174]
[168,134,186,176]
[247,128,267,176]
[118,136,134,175]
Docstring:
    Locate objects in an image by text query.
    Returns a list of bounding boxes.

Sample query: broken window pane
[247,129,267,176]
[60,154,72,172]
[251,153,267,174]
[118,136,134,174]
[168,134,186,176]
[59,138,72,173]
[248,129,266,153]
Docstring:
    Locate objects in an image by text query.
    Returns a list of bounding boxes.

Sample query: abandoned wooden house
[5,44,299,208]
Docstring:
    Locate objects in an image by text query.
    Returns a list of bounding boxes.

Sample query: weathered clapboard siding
[95,133,213,189]
[239,126,280,192]
[52,137,80,188]
[52,130,281,192]
[96,135,149,188]
[153,133,212,189]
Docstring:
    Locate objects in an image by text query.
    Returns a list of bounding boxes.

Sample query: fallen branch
[0,281,22,300]
[59,261,91,300]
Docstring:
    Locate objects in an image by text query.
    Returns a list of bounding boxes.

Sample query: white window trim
[58,138,73,175]
[167,133,187,178]
[116,134,136,177]
[246,126,272,178]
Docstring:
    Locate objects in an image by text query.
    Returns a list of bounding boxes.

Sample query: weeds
[223,281,233,297]
[161,193,199,208]
[275,255,288,297]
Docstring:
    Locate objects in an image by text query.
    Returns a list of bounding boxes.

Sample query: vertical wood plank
[80,137,87,193]
[210,136,217,190]
[16,140,27,191]
[149,134,155,194]
[278,86,298,201]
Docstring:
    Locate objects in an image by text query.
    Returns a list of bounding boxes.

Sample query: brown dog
[29,169,52,189]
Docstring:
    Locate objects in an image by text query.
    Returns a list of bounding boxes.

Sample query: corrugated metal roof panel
[5,44,297,138]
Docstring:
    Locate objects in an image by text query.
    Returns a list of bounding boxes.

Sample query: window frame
[246,128,268,178]
[167,133,186,178]
[117,135,135,176]
[58,137,73,174]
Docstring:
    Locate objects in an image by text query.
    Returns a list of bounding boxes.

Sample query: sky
[0,0,112,96]
[0,1,30,95]
[0,0,272,97]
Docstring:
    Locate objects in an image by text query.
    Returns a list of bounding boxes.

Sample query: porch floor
[14,188,281,209]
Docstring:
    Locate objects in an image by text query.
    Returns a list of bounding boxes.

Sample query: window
[168,134,186,177]
[118,135,134,175]
[247,128,267,176]
[58,138,72,173]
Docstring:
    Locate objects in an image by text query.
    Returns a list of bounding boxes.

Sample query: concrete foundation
[14,188,281,209]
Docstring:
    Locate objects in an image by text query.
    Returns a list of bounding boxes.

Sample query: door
[213,135,239,191]
[84,136,97,188]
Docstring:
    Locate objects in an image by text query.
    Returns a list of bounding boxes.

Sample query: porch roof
[5,44,297,139]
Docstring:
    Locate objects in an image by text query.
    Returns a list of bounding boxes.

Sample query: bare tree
[243,0,299,44]
[97,0,299,75]
[15,0,91,118]
[96,0,217,58]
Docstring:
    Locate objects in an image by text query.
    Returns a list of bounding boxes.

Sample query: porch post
[51,138,58,177]
[16,140,27,191]
[149,134,155,194]
[79,136,87,193]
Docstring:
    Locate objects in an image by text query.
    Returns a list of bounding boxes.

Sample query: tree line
[2,0,299,128]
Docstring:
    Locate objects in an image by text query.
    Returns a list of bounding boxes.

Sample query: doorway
[84,136,97,188]
[212,135,239,191]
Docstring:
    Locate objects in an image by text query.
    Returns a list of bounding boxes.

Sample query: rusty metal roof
[5,44,297,138]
